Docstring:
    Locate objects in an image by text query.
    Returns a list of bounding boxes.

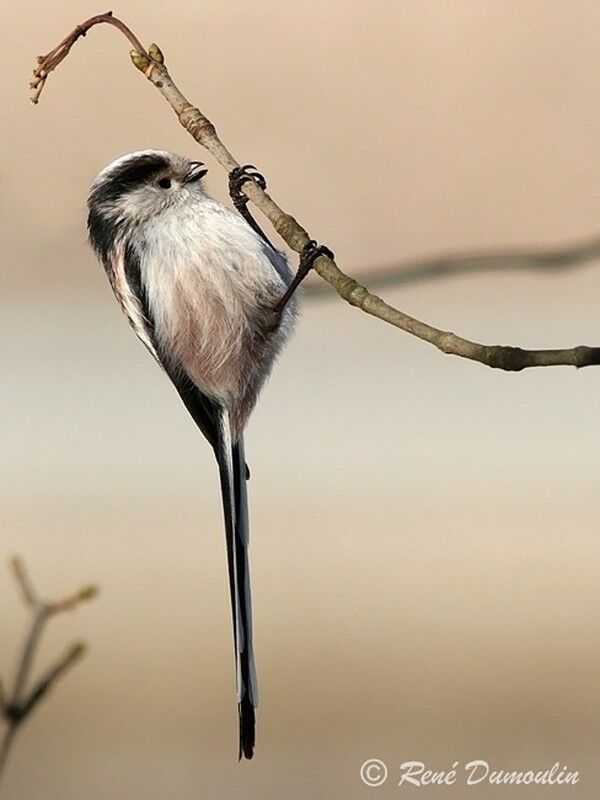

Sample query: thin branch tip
[9,556,37,607]
[51,583,99,613]
[30,11,146,103]
[68,642,88,661]
[78,584,99,601]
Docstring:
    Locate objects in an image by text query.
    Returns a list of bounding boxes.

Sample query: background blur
[2,1,600,797]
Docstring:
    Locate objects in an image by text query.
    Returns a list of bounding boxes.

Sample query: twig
[29,11,146,104]
[9,556,37,608]
[29,13,600,371]
[0,557,98,782]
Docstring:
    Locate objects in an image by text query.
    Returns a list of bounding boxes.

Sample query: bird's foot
[274,239,335,312]
[228,164,267,211]
[228,165,275,249]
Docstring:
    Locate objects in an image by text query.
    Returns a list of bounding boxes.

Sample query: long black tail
[216,412,257,760]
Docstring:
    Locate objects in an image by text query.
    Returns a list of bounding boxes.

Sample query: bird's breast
[138,207,291,412]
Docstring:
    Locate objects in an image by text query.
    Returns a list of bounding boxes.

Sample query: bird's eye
[158,177,172,189]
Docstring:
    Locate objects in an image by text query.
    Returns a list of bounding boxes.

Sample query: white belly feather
[139,196,294,416]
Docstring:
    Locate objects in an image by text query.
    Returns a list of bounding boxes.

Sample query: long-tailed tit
[87,150,331,759]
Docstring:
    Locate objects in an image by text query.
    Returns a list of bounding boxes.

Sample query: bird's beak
[184,162,208,183]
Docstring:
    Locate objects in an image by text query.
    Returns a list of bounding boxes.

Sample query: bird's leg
[229,167,334,313]
[274,240,335,313]
[228,165,276,251]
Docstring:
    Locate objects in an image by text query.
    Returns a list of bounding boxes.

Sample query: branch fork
[0,557,98,780]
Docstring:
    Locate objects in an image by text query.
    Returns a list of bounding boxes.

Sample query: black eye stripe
[90,154,170,205]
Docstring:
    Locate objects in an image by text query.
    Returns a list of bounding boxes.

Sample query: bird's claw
[229,165,267,211]
[228,165,275,250]
[274,239,335,312]
[300,239,335,270]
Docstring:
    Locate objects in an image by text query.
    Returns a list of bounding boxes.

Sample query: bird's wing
[113,240,220,450]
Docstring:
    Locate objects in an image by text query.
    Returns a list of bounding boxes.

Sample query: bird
[86,150,318,759]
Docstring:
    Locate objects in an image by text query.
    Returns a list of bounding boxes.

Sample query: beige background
[2,1,600,797]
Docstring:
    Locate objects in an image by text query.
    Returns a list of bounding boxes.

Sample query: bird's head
[88,150,208,247]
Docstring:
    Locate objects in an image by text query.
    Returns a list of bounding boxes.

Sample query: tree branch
[0,557,98,782]
[29,12,600,371]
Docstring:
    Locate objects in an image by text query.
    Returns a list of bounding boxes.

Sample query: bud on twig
[130,49,151,72]
[77,585,99,603]
[67,642,87,663]
[148,43,164,64]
